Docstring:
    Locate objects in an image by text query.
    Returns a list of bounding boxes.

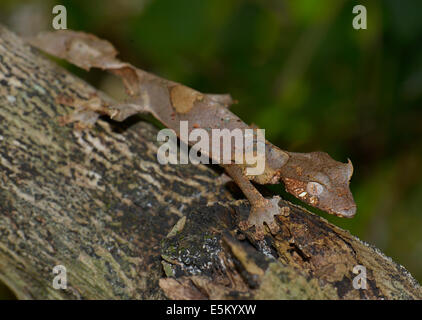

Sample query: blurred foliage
[0,0,421,297]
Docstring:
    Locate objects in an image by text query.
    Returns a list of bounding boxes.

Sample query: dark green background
[1,0,421,298]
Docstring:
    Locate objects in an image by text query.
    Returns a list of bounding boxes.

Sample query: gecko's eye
[307,182,324,196]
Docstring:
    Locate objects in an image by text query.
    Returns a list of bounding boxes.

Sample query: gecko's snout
[326,185,357,218]
[335,205,357,218]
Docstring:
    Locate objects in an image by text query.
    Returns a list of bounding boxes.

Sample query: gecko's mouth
[330,205,357,218]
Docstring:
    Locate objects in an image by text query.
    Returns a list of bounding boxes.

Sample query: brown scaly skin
[28,30,356,240]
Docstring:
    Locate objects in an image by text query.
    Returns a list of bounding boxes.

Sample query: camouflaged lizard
[28,31,356,238]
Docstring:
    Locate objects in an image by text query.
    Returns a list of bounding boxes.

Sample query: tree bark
[0,25,420,300]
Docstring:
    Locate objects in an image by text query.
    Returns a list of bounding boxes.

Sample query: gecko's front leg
[224,164,281,240]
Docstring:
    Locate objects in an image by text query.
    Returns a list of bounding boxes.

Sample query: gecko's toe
[247,196,281,226]
[243,196,282,238]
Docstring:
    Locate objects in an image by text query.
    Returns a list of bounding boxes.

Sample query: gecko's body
[28,31,356,236]
[124,76,356,225]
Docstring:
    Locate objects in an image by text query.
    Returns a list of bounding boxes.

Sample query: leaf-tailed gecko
[28,31,356,238]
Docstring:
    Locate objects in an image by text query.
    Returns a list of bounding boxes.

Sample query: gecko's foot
[56,95,103,129]
[239,196,281,240]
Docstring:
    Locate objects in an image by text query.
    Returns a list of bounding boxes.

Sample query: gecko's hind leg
[56,94,103,128]
[56,94,151,128]
[224,165,281,240]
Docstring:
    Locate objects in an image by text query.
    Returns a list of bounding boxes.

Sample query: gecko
[28,30,356,238]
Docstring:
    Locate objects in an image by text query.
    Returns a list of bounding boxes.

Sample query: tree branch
[0,25,420,300]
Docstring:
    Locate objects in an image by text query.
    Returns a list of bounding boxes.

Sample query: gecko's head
[280,152,356,218]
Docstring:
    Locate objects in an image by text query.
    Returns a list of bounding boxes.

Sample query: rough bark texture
[0,25,421,300]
